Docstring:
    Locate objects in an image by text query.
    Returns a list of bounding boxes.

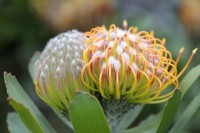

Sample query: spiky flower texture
[34,30,86,112]
[81,21,197,104]
[34,21,197,113]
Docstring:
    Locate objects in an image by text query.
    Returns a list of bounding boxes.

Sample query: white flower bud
[34,30,87,112]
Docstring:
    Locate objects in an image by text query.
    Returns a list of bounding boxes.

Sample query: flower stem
[100,98,134,132]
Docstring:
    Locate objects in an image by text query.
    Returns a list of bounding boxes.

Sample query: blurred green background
[0,0,199,133]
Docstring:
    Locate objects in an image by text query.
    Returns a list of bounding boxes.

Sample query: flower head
[81,21,197,104]
[34,30,86,112]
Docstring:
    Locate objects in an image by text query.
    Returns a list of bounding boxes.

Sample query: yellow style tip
[123,20,128,30]
[193,48,198,54]
[162,38,166,45]
[180,47,184,53]
[150,31,154,36]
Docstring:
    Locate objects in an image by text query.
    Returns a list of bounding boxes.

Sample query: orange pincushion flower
[81,21,197,104]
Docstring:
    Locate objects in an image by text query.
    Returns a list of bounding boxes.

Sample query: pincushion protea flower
[81,20,197,104]
[34,30,86,112]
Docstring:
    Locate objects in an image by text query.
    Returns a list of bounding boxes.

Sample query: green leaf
[9,99,45,133]
[180,65,200,99]
[69,91,111,133]
[4,72,56,133]
[117,105,144,130]
[118,113,161,133]
[7,112,31,133]
[28,52,73,130]
[169,92,200,133]
[28,52,40,80]
[156,90,181,133]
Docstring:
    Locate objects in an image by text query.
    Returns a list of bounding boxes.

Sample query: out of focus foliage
[180,0,200,39]
[0,0,199,133]
[0,1,53,133]
[31,0,114,32]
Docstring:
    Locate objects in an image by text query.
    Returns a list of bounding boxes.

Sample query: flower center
[81,22,180,104]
